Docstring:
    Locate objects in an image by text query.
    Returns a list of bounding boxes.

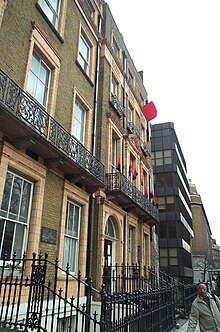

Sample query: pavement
[174,318,199,331]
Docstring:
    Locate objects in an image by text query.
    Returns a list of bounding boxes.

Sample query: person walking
[187,282,220,331]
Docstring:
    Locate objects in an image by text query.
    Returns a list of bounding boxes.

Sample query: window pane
[72,101,85,144]
[78,35,90,74]
[9,177,22,220]
[164,150,171,157]
[1,220,14,259]
[170,258,178,265]
[13,223,25,258]
[155,151,163,158]
[41,0,59,27]
[20,182,32,223]
[160,258,168,266]
[0,173,13,217]
[27,52,50,108]
[156,159,163,166]
[63,236,77,272]
[164,157,172,164]
[63,202,80,273]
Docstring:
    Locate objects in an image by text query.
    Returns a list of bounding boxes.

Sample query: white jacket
[187,293,220,332]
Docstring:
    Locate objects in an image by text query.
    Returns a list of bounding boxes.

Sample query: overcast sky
[107,0,220,243]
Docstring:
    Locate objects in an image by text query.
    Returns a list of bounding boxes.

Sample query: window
[111,136,117,173]
[78,34,90,75]
[111,76,118,97]
[0,171,34,259]
[128,104,133,123]
[128,226,134,265]
[26,51,51,108]
[127,69,134,86]
[143,234,148,266]
[63,201,81,274]
[72,100,86,144]
[82,0,95,19]
[112,37,120,58]
[40,0,60,28]
[154,150,172,166]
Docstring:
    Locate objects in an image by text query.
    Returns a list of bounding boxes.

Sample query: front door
[103,239,113,293]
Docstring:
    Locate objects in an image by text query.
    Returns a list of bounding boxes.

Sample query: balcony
[141,140,151,158]
[105,172,159,224]
[0,69,105,192]
[128,121,140,138]
[110,93,125,117]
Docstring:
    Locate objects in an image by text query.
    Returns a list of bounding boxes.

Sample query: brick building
[189,181,214,282]
[0,0,105,280]
[0,0,159,325]
[91,3,159,289]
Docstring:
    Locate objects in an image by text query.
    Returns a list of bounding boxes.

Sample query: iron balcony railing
[106,172,159,222]
[0,69,105,186]
[141,140,151,157]
[110,93,126,117]
[128,121,141,138]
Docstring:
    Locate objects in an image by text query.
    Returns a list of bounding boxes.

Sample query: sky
[107,0,220,244]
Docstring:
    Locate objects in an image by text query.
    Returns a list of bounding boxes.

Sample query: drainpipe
[86,14,102,279]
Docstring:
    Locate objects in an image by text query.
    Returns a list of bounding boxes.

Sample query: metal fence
[0,253,178,331]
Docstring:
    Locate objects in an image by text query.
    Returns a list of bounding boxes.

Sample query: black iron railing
[0,69,105,185]
[110,93,125,117]
[102,263,174,294]
[0,253,178,332]
[175,281,197,316]
[106,172,159,221]
[128,121,140,138]
[141,140,151,157]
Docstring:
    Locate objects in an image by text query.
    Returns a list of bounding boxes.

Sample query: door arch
[104,217,116,267]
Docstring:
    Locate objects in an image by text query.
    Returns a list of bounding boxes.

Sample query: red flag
[133,169,138,180]
[129,160,132,175]
[143,101,157,121]
[116,158,121,171]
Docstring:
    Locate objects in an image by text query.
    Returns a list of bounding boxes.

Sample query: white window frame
[111,76,118,97]
[63,201,81,274]
[111,136,117,173]
[26,51,51,109]
[128,226,134,265]
[72,99,86,144]
[0,170,34,260]
[112,37,120,58]
[78,34,90,75]
[40,0,61,28]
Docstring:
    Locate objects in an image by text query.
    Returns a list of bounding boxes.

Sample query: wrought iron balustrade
[0,69,105,185]
[141,140,151,157]
[110,93,125,116]
[0,252,177,332]
[128,121,140,138]
[106,172,159,221]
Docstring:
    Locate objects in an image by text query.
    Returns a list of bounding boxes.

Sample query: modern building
[0,1,160,330]
[189,180,214,283]
[151,122,193,283]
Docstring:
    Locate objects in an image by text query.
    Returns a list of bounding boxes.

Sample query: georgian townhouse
[91,2,159,291]
[0,0,104,287]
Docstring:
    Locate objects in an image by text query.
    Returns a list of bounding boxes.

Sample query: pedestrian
[187,282,220,331]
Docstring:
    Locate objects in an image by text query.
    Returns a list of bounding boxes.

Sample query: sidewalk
[175,318,199,331]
